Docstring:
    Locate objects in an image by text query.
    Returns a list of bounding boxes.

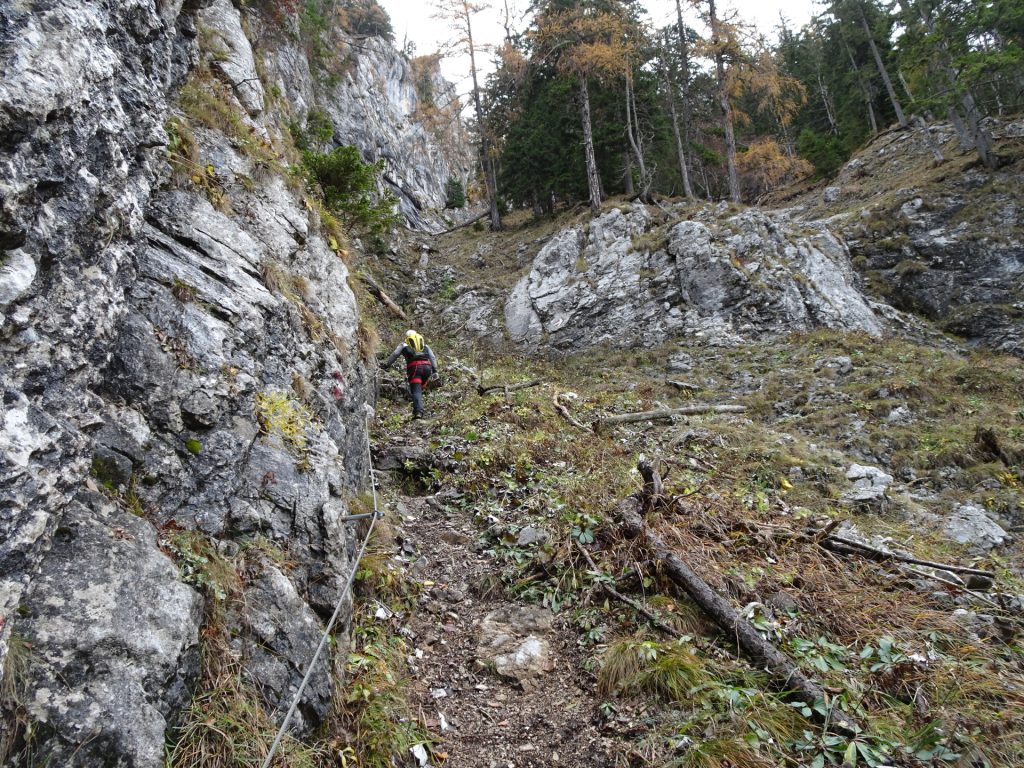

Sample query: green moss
[185,439,203,455]
[255,390,314,455]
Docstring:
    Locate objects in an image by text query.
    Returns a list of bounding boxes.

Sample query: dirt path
[379,475,619,767]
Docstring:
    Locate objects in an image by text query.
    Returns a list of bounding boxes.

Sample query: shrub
[796,128,850,178]
[302,145,399,235]
[445,177,466,209]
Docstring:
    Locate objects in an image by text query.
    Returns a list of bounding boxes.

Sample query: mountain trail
[374,446,618,768]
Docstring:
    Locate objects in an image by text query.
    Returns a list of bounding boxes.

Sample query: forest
[406,0,1023,226]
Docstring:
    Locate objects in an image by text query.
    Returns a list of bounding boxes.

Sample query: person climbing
[380,329,438,419]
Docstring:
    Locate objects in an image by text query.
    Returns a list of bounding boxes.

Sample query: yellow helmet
[405,329,424,353]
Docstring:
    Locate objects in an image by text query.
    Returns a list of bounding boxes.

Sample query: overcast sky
[378,0,821,98]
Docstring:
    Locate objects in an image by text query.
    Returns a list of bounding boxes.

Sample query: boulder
[477,606,555,688]
[841,463,894,510]
[943,503,1009,553]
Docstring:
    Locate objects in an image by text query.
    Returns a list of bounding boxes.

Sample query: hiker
[380,329,438,419]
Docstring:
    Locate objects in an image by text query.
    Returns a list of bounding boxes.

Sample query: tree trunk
[464,2,502,230]
[670,6,695,198]
[842,38,879,134]
[904,0,996,168]
[817,72,838,134]
[915,114,945,162]
[858,3,908,128]
[624,67,649,201]
[623,145,635,197]
[579,76,602,214]
[708,0,740,202]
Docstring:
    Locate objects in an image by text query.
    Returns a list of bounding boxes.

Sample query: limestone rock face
[0,0,450,763]
[499,204,884,352]
[261,30,474,231]
[20,497,202,768]
[798,122,1024,357]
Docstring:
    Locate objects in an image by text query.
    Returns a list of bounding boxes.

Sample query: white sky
[379,0,821,100]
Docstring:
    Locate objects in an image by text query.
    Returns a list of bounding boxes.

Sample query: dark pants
[406,361,433,416]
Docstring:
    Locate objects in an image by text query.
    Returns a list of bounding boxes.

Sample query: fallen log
[616,480,858,734]
[667,379,700,392]
[820,534,995,580]
[436,210,488,235]
[359,274,407,320]
[593,404,746,433]
[477,379,544,396]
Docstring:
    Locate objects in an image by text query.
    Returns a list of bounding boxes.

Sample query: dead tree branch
[477,379,544,396]
[616,463,859,735]
[553,390,588,432]
[575,541,683,639]
[437,210,488,235]
[819,533,995,580]
[359,274,407,320]
[593,404,746,433]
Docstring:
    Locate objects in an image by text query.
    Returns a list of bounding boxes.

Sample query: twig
[575,541,683,639]
[820,534,995,578]
[900,566,1004,610]
[553,390,588,432]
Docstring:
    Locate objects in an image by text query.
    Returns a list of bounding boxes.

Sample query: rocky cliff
[0,1,469,764]
[418,122,1021,357]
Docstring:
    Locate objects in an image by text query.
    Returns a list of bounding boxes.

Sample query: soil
[374,435,622,768]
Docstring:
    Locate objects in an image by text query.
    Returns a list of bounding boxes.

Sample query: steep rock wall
[0,0,460,764]
[253,20,474,231]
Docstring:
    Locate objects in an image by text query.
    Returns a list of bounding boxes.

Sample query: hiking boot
[413,412,424,420]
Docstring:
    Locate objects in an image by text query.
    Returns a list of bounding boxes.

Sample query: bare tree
[433,0,503,230]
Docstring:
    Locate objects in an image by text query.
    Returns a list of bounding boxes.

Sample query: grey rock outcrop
[943,503,1010,553]
[798,122,1024,356]
[500,204,883,352]
[841,463,894,511]
[0,0,461,762]
[20,495,202,767]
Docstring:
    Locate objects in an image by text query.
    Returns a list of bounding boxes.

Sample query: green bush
[444,177,466,209]
[796,128,849,178]
[289,107,335,153]
[302,145,399,235]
